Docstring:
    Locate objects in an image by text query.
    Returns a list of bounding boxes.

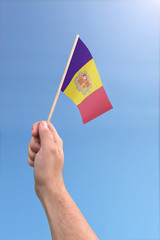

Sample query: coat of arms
[74,71,92,95]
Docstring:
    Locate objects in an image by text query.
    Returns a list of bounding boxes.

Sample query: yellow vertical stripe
[63,59,102,105]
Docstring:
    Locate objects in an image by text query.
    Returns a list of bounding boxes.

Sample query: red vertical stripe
[77,86,113,124]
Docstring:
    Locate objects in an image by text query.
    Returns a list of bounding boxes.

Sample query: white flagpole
[47,34,79,122]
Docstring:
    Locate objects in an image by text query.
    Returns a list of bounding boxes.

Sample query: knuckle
[50,145,57,154]
[60,138,63,146]
[28,157,34,167]
[34,143,40,151]
[29,149,36,160]
[59,149,64,159]
[30,142,40,152]
[51,147,56,154]
[30,144,34,152]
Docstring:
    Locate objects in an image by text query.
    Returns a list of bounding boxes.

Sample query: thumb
[38,121,54,148]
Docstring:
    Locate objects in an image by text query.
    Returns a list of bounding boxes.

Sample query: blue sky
[0,1,159,239]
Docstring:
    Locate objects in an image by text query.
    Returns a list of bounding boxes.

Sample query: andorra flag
[61,35,113,124]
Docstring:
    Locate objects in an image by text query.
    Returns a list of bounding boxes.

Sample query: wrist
[35,178,67,203]
[38,182,68,219]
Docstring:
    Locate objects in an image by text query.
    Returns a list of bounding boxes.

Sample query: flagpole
[47,34,79,122]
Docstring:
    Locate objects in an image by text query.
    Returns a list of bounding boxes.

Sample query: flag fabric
[61,36,113,124]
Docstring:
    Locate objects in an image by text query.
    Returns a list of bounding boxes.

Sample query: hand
[28,122,99,240]
[28,121,65,201]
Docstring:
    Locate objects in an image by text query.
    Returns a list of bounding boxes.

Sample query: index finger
[47,122,63,146]
[32,121,40,138]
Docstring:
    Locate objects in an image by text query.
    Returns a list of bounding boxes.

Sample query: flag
[61,36,113,124]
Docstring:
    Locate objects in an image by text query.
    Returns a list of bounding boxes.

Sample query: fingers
[28,137,40,167]
[38,121,54,149]
[32,122,40,138]
[28,144,36,167]
[32,121,62,147]
[28,121,63,168]
[47,122,63,147]
[30,137,40,153]
[28,158,34,167]
[28,145,36,160]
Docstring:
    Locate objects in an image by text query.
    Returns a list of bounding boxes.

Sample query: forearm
[40,185,99,240]
[28,122,98,240]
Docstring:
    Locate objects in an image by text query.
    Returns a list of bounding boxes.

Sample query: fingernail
[40,121,47,128]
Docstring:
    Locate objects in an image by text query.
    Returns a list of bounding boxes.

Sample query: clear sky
[0,1,159,239]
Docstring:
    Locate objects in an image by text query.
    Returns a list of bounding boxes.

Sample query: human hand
[28,121,65,201]
[28,122,99,240]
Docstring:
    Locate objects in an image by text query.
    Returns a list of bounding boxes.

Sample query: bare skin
[28,121,99,240]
